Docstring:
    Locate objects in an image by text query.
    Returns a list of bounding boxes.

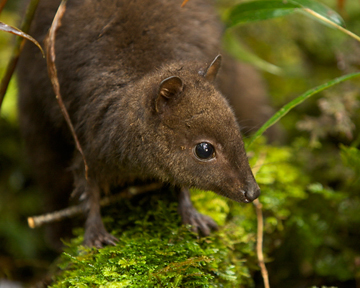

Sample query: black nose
[245,185,260,202]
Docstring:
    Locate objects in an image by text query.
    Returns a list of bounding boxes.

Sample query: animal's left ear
[155,76,184,114]
[204,54,222,83]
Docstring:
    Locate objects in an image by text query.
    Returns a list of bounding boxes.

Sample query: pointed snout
[243,181,260,203]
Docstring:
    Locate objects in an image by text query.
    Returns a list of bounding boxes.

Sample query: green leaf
[291,0,360,42]
[222,30,282,75]
[226,0,345,28]
[247,72,360,148]
[289,0,345,27]
[226,1,299,27]
[225,0,360,42]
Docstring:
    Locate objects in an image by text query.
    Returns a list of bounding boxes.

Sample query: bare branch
[28,183,163,228]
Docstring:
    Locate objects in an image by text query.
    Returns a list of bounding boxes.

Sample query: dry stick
[44,0,89,180]
[28,182,163,228]
[0,0,40,109]
[253,198,269,288]
[252,152,270,288]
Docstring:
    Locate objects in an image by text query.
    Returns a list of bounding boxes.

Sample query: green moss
[51,193,256,287]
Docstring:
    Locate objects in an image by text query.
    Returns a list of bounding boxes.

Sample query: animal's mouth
[241,190,251,203]
[241,188,260,203]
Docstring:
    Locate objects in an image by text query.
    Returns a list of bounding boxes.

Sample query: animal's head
[145,55,260,203]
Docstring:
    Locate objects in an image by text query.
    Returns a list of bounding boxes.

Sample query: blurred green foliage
[0,11,19,123]
[1,0,360,287]
[0,9,55,284]
[221,2,360,285]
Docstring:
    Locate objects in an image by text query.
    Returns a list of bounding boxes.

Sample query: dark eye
[194,142,215,160]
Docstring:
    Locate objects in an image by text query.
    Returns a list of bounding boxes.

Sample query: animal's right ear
[204,54,222,83]
[155,76,184,114]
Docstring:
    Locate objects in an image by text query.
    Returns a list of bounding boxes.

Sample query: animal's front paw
[84,224,118,248]
[179,205,218,236]
[177,186,218,236]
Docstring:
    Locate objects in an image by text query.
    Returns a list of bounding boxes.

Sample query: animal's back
[19,0,222,127]
[17,0,263,248]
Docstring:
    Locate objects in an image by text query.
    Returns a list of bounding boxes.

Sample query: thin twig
[254,199,270,288]
[28,182,163,228]
[0,0,40,109]
[252,152,270,288]
[44,0,89,180]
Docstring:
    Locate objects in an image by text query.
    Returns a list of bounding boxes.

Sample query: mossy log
[49,188,258,287]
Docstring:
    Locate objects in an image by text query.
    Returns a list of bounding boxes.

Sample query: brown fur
[18,0,261,247]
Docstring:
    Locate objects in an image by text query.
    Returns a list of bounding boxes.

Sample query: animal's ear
[155,76,184,113]
[204,54,222,83]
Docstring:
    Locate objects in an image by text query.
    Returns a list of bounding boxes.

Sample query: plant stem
[45,0,89,180]
[252,152,270,288]
[0,0,40,109]
[28,183,163,228]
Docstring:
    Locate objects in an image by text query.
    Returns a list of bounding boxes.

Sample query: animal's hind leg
[81,179,118,248]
